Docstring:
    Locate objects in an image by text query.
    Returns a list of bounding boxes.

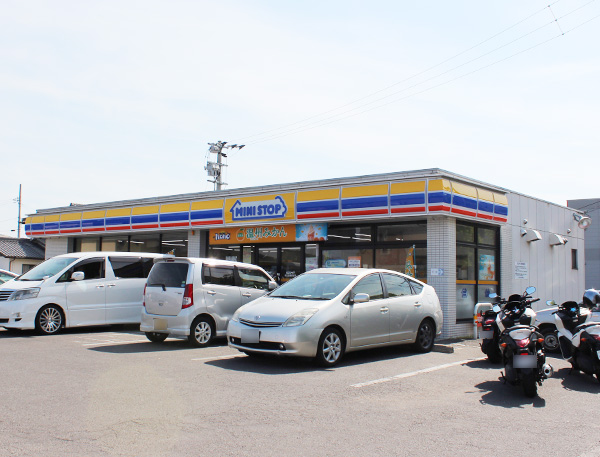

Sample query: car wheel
[315,327,344,367]
[541,328,560,353]
[36,305,63,335]
[188,316,214,347]
[414,319,435,353]
[145,332,168,343]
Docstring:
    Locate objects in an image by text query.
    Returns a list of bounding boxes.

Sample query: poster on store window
[479,254,495,280]
[405,245,416,278]
[347,256,361,268]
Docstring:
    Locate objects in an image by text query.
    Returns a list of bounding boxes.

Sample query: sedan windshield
[270,273,356,300]
[17,257,78,281]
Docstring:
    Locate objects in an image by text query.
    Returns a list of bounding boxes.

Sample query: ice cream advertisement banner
[479,254,496,280]
[296,223,327,241]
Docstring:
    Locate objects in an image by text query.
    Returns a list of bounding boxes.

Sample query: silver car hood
[238,295,325,323]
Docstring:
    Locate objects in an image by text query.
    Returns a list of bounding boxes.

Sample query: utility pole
[13,184,22,238]
[205,141,245,191]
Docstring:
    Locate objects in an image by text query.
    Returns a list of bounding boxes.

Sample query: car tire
[36,305,63,335]
[188,316,214,347]
[541,327,560,353]
[145,332,168,343]
[414,319,435,353]
[315,327,344,367]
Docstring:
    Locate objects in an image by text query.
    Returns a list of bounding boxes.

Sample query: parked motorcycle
[480,288,535,363]
[493,287,553,397]
[552,289,600,383]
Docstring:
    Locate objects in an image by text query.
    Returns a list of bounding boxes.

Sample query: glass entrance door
[257,245,304,284]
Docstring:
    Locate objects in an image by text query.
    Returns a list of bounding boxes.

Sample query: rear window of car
[147,262,189,288]
[109,256,154,279]
[382,273,413,297]
[409,280,424,295]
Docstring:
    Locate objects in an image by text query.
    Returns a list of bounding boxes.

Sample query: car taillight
[182,284,193,309]
[515,338,530,348]
[143,284,147,307]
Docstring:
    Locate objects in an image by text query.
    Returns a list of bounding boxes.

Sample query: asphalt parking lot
[1,326,599,457]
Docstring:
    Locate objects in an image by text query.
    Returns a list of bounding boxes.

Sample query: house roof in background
[0,237,45,260]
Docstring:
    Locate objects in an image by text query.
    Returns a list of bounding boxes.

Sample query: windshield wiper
[149,283,167,291]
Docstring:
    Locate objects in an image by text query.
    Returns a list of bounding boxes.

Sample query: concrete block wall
[44,237,69,259]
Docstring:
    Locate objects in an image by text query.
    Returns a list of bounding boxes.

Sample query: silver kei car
[227,268,443,367]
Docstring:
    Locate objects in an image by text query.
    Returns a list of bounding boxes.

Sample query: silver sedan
[227,268,443,366]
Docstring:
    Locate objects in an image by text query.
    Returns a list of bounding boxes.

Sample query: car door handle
[107,284,116,288]
[96,284,105,288]
[242,293,252,297]
[380,307,389,314]
[414,302,422,307]
[207,290,217,295]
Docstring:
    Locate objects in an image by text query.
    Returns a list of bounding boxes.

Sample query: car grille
[0,290,14,301]
[239,318,282,328]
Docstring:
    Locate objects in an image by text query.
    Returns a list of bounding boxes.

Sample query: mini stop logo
[230,196,288,221]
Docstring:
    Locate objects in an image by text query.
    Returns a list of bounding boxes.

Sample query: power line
[229,0,598,150]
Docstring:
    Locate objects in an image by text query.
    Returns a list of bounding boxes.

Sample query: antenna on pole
[205,141,245,191]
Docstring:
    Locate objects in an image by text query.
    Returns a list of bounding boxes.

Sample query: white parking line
[351,357,486,388]
[191,354,245,362]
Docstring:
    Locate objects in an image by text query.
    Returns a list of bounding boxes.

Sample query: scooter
[481,288,535,363]
[494,287,553,397]
[553,289,600,383]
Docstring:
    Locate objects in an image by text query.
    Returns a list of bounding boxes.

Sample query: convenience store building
[24,169,586,338]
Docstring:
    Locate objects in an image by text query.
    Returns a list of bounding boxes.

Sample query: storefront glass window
[102,236,128,252]
[377,223,426,242]
[375,247,427,281]
[326,226,372,244]
[208,246,240,261]
[281,247,302,282]
[456,223,499,323]
[161,232,188,257]
[322,248,373,269]
[74,237,100,252]
[457,224,475,243]
[242,246,252,264]
[305,244,318,271]
[130,234,160,253]
[257,247,278,281]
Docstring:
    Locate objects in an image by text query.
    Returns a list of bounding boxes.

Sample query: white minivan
[141,258,277,347]
[0,252,168,334]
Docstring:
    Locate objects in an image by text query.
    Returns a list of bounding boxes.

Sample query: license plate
[241,328,260,343]
[514,354,536,368]
[153,318,168,331]
[480,330,493,339]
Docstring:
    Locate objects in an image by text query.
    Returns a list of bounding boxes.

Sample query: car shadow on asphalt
[88,338,230,354]
[206,345,421,375]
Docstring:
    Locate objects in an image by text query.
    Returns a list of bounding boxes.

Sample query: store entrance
[257,245,303,283]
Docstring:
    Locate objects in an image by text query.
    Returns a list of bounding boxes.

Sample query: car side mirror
[71,271,85,281]
[353,293,370,304]
[268,281,278,291]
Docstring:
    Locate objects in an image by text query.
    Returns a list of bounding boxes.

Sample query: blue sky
[1,0,599,236]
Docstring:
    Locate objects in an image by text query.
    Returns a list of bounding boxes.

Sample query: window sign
[296,223,327,241]
[348,256,361,268]
[479,254,496,281]
[325,259,347,268]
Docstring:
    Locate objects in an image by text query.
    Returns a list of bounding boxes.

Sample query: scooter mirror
[546,300,556,306]
[489,293,497,299]
[492,305,501,313]
[526,286,536,295]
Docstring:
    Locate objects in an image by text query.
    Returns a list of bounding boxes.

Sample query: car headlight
[283,308,318,327]
[9,288,41,301]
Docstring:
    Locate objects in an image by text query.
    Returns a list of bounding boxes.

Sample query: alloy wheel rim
[195,322,211,344]
[323,333,341,363]
[40,308,61,333]
[545,333,559,351]
[419,323,433,348]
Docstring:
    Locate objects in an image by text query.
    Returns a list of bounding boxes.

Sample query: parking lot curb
[432,344,455,353]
